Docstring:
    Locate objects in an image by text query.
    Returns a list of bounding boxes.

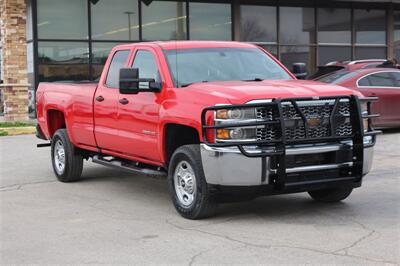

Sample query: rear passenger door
[94,49,131,152]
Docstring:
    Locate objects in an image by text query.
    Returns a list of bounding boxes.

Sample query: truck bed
[36,82,98,148]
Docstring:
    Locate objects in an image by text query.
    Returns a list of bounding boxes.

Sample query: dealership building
[0,0,399,120]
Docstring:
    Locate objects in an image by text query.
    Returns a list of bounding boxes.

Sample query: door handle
[95,96,104,102]
[119,98,129,105]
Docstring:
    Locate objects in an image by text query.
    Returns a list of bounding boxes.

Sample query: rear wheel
[308,187,353,202]
[51,129,83,182]
[168,145,217,219]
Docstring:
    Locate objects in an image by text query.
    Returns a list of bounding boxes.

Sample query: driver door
[116,48,163,163]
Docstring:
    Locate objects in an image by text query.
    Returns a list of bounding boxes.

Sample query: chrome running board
[92,155,166,177]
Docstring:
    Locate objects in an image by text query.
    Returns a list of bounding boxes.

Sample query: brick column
[0,0,29,121]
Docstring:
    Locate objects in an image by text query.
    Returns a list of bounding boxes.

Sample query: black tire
[308,187,353,203]
[168,144,217,219]
[51,129,83,182]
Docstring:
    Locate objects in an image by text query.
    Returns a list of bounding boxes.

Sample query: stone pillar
[0,0,29,121]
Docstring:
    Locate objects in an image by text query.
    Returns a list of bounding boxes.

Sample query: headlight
[216,128,245,139]
[216,127,257,140]
[230,128,245,139]
[215,107,258,141]
[215,108,256,120]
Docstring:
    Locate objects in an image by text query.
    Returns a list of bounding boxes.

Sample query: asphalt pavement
[1,132,399,264]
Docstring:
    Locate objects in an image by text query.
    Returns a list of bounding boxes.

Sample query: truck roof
[115,41,257,50]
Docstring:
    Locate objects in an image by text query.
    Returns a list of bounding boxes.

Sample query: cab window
[105,50,130,88]
[132,50,161,89]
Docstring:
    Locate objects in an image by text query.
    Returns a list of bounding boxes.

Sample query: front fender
[157,99,208,164]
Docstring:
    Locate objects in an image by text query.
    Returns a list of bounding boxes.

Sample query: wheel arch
[46,109,66,137]
[163,123,201,167]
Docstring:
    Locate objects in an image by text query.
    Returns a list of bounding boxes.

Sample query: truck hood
[183,79,358,104]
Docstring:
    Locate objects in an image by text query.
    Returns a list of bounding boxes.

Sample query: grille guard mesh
[201,95,381,183]
[201,96,380,148]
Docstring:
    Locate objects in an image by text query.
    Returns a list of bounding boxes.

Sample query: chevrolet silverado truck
[36,41,380,219]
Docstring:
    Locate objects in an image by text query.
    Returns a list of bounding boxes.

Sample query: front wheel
[168,145,217,219]
[51,129,83,182]
[308,187,353,202]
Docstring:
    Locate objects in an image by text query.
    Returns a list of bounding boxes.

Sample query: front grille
[256,106,275,121]
[256,99,353,141]
[256,106,279,141]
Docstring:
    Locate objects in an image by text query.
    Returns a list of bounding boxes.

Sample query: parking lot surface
[1,132,399,264]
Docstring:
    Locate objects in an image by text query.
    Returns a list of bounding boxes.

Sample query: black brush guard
[201,95,381,185]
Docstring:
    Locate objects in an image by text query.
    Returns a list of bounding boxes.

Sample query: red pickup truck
[36,41,380,219]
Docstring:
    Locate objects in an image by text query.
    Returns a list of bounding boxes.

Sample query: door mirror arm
[149,81,162,91]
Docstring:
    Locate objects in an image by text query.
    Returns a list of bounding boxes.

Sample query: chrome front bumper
[200,140,374,186]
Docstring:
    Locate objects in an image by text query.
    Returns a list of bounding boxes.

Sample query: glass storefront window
[393,11,400,60]
[355,47,386,60]
[240,5,276,42]
[280,7,315,45]
[255,45,278,59]
[189,2,232,40]
[355,9,386,45]
[92,42,123,80]
[38,42,89,82]
[318,46,351,65]
[280,46,316,73]
[318,8,351,44]
[37,0,88,39]
[91,0,139,41]
[142,0,186,41]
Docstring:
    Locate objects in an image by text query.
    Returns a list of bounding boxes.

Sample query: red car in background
[308,59,389,79]
[313,60,400,128]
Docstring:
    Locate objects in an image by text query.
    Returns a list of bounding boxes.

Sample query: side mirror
[119,68,162,94]
[119,68,140,94]
[292,62,308,80]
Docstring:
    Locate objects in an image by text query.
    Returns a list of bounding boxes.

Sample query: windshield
[164,48,292,87]
[316,70,357,84]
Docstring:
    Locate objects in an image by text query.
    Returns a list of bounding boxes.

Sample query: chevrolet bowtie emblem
[307,117,322,126]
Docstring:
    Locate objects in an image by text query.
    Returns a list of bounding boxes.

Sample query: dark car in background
[314,61,400,128]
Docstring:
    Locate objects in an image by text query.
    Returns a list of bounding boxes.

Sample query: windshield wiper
[241,78,264,82]
[181,80,209,87]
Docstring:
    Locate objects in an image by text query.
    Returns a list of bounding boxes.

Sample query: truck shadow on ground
[381,127,400,135]
[216,196,353,221]
[79,163,363,223]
